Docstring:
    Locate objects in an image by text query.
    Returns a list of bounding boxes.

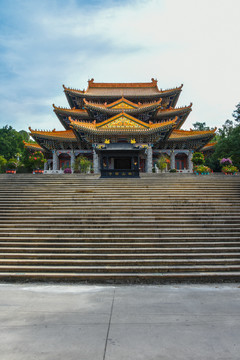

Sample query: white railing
[43,170,64,174]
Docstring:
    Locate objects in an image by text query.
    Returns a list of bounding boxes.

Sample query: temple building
[24,79,216,177]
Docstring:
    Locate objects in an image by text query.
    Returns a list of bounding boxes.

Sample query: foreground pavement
[0,284,240,360]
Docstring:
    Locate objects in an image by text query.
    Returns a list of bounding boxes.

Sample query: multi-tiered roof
[26,79,216,152]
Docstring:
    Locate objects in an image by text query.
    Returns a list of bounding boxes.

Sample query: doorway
[114,157,131,170]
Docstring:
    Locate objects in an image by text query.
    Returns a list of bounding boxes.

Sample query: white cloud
[0,0,240,131]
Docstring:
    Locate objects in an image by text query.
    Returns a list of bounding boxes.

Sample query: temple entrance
[98,143,141,178]
[175,153,188,171]
[114,157,131,170]
[59,153,71,170]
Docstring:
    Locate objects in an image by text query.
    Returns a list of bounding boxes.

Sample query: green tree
[156,156,168,173]
[192,122,210,131]
[206,102,240,171]
[232,103,240,123]
[0,155,7,173]
[218,119,234,138]
[206,125,240,171]
[0,126,30,160]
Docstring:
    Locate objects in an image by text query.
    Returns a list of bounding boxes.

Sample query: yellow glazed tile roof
[202,141,217,150]
[169,128,217,140]
[23,141,44,150]
[69,114,177,133]
[84,97,162,110]
[29,128,77,140]
[52,104,87,114]
[63,81,183,97]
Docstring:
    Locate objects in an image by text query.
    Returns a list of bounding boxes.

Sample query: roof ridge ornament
[151,78,158,86]
[88,78,94,87]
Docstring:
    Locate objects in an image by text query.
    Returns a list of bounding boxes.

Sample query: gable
[97,115,148,129]
[110,101,136,110]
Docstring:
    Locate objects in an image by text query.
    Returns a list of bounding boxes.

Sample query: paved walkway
[0,284,240,359]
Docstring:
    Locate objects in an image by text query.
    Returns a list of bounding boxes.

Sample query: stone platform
[0,283,240,360]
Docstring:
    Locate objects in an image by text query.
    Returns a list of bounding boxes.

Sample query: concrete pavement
[0,284,240,359]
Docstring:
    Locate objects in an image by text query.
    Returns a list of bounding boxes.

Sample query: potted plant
[221,165,238,175]
[219,158,238,175]
[6,159,18,174]
[194,165,212,175]
[64,168,72,174]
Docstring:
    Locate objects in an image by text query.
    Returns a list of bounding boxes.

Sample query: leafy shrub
[169,168,177,173]
[222,165,238,174]
[28,151,46,170]
[74,156,92,173]
[156,156,169,173]
[192,152,205,166]
[194,165,212,174]
[7,159,18,170]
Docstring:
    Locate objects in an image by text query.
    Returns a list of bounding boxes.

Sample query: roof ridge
[87,78,159,89]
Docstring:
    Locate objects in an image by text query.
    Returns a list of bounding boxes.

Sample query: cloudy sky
[0,0,239,132]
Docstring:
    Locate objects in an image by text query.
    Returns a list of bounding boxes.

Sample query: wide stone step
[0,214,239,219]
[1,227,240,234]
[1,202,238,206]
[1,239,239,245]
[1,241,240,248]
[1,219,240,225]
[1,236,239,242]
[0,197,238,202]
[1,209,239,215]
[0,246,239,254]
[1,223,240,230]
[0,264,240,273]
[1,258,240,266]
[0,252,239,259]
[1,195,239,200]
[1,232,239,239]
[0,208,239,212]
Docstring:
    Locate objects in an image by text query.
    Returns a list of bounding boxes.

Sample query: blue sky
[0,0,240,132]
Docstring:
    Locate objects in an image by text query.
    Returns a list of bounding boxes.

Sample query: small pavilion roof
[23,141,45,152]
[169,128,217,141]
[201,141,217,151]
[29,128,77,141]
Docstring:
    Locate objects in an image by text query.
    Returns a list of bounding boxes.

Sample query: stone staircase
[0,173,239,282]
